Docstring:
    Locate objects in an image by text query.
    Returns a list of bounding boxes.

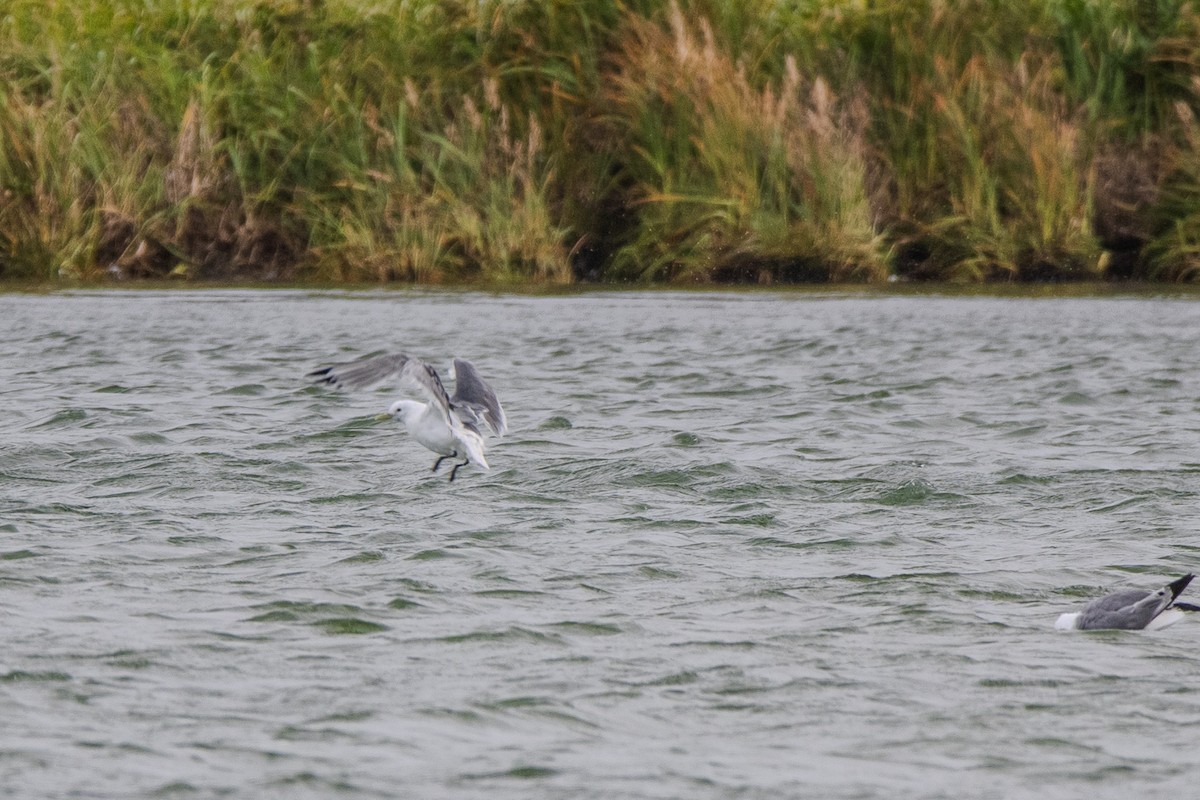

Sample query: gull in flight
[1055,573,1199,631]
[309,353,507,481]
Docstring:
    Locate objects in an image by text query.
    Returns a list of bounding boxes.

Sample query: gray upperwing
[450,358,507,436]
[1076,589,1163,630]
[398,358,454,426]
[308,353,410,390]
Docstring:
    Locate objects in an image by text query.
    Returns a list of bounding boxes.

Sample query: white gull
[310,353,507,481]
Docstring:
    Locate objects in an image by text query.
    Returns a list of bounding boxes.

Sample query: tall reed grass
[604,5,888,282]
[1,0,1198,284]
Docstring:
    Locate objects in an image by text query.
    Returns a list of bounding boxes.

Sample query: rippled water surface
[4,290,1200,799]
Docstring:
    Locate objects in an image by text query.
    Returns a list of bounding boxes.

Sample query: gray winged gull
[1055,573,1199,631]
[309,353,507,481]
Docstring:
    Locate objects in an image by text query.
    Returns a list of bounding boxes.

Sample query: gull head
[376,399,422,423]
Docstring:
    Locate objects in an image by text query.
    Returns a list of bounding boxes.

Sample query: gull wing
[1076,574,1194,630]
[308,353,410,390]
[450,358,507,436]
[310,352,485,435]
[1076,589,1159,630]
[397,357,455,428]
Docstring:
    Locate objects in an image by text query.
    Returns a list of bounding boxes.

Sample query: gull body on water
[1056,574,1198,631]
[310,353,507,481]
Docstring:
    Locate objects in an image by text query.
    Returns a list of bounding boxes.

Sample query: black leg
[448,458,469,481]
[431,456,449,473]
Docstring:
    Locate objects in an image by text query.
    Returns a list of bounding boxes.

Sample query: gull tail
[458,429,490,471]
[1055,613,1081,631]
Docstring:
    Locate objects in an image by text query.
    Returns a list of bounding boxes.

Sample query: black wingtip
[307,366,337,385]
[1168,573,1195,600]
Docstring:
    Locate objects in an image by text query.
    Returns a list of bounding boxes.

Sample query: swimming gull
[1055,573,1199,631]
[309,353,507,481]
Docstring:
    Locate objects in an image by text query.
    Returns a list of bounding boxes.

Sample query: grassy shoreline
[11,280,1200,302]
[2,0,1199,286]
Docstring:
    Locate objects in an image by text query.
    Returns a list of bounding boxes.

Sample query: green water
[3,290,1200,799]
